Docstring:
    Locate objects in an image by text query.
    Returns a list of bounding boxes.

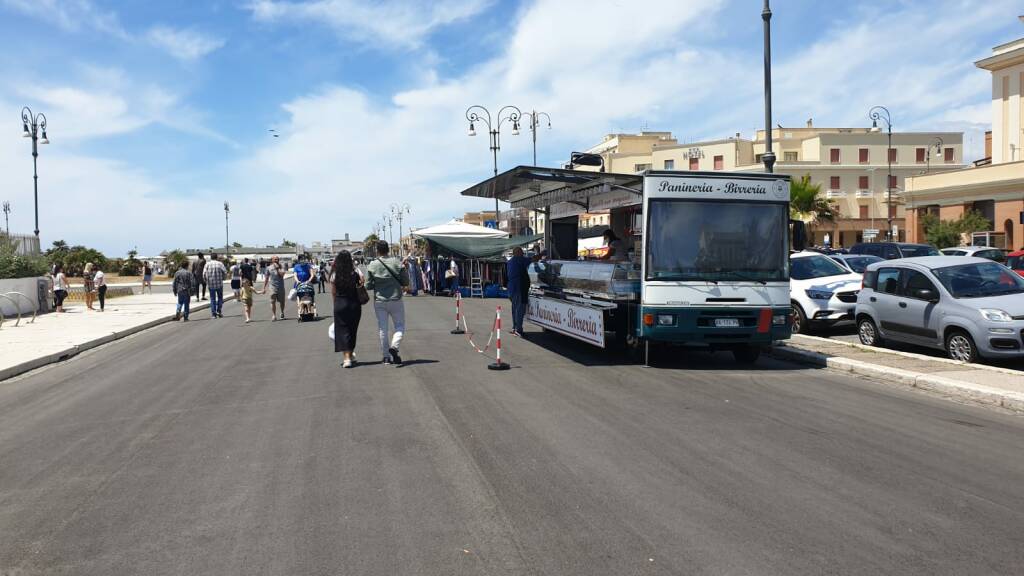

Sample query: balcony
[825,189,847,199]
[855,189,874,198]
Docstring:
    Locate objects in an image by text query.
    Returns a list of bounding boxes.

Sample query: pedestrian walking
[330,250,365,368]
[53,263,68,313]
[192,253,207,301]
[142,262,153,294]
[506,246,531,336]
[240,278,256,323]
[172,262,193,321]
[229,260,242,301]
[83,262,97,311]
[259,258,267,281]
[95,266,108,312]
[446,259,460,296]
[240,258,255,284]
[261,255,287,320]
[317,263,327,294]
[203,253,227,318]
[365,240,409,366]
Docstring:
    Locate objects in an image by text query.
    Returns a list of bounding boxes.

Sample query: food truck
[460,167,795,364]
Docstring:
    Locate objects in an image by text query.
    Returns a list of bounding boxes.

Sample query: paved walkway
[777,334,1024,412]
[0,291,226,381]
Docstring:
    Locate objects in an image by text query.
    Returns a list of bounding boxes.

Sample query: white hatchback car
[790,251,863,333]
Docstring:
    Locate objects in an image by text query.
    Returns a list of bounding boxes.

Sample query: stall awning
[459,166,642,211]
[422,234,543,259]
[412,219,508,239]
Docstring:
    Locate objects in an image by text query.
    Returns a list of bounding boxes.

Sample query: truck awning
[458,166,642,211]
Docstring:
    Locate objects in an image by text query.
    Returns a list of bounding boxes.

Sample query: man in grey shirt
[261,255,287,321]
[365,240,410,365]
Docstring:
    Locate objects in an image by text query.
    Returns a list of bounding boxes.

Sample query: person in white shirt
[94,267,107,312]
[448,260,460,296]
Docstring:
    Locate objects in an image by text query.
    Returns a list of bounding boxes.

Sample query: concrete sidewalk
[775,334,1024,413]
[0,292,231,382]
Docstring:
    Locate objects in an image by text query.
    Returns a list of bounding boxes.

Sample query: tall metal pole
[224,202,230,255]
[2,201,9,235]
[22,108,48,238]
[869,106,894,241]
[887,127,893,240]
[761,0,775,174]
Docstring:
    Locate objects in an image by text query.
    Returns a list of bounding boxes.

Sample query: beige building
[906,29,1024,250]
[580,125,964,247]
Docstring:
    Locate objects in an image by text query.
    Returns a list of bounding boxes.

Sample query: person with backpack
[364,240,409,366]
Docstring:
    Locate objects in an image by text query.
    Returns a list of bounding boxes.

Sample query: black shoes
[388,347,402,366]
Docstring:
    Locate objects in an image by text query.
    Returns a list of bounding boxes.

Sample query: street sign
[483,220,497,229]
[863,228,879,236]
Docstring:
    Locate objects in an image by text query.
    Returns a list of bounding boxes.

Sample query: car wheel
[857,317,883,347]
[945,330,978,363]
[791,303,808,334]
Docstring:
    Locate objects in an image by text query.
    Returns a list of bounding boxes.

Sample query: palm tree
[789,174,837,224]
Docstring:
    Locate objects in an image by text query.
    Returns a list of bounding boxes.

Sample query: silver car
[939,245,1007,263]
[855,256,1024,362]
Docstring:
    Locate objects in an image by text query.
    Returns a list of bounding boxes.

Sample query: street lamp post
[2,201,10,235]
[383,213,394,249]
[390,203,410,257]
[869,106,894,241]
[21,107,49,238]
[924,136,944,174]
[522,110,551,166]
[466,105,522,228]
[761,0,775,174]
[224,202,230,255]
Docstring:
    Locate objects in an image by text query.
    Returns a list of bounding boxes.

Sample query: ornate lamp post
[521,110,551,166]
[869,105,894,240]
[390,203,410,257]
[382,212,394,249]
[21,107,49,237]
[466,105,522,228]
[924,136,944,174]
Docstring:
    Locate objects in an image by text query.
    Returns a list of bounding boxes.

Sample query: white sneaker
[342,359,353,368]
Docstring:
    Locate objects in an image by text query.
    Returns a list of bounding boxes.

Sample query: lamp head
[22,123,30,137]
[869,119,880,133]
[40,131,49,144]
[467,122,476,137]
[511,121,520,136]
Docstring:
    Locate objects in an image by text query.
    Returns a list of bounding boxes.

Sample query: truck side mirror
[791,220,807,252]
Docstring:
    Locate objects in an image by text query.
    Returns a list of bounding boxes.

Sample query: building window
[944,148,954,163]
[859,205,869,218]
[859,148,869,163]
[830,176,841,190]
[830,148,840,163]
[888,175,898,189]
[713,155,724,170]
[916,148,926,163]
[858,175,869,189]
[784,151,798,162]
[634,163,652,173]
[663,159,674,170]
[689,157,699,170]
[888,148,898,163]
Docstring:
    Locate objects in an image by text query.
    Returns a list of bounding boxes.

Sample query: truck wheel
[732,345,761,364]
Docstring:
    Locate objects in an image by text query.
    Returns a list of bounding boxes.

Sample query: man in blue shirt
[293,255,313,283]
[506,247,531,337]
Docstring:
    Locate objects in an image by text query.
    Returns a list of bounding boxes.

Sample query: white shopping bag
[328,322,335,341]
[287,287,297,301]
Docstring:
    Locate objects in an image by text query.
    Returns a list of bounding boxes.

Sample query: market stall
[413,221,540,297]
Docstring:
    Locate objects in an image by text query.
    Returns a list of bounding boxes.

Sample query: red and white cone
[488,305,510,371]
[451,291,465,334]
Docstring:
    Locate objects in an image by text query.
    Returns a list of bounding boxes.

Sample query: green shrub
[0,235,49,279]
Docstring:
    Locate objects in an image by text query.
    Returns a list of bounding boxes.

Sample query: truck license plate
[715,318,740,328]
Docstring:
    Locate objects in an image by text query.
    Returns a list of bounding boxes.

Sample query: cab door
[896,270,942,347]
[870,267,904,340]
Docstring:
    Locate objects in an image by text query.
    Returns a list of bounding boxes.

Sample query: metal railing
[0,293,21,328]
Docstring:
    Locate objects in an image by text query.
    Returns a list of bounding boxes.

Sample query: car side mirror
[916,288,939,303]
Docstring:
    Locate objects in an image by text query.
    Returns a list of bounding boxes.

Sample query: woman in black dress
[330,250,363,368]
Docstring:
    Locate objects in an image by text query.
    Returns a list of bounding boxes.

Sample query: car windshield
[1008,255,1024,270]
[791,254,850,280]
[842,256,882,273]
[645,200,787,282]
[932,262,1024,298]
[900,245,941,257]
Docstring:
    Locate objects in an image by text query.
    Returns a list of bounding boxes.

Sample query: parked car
[830,254,884,274]
[789,251,863,334]
[855,256,1024,362]
[940,245,1008,263]
[1007,249,1024,277]
[849,242,941,260]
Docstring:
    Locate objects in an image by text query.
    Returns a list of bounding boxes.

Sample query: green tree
[789,174,837,224]
[120,249,142,276]
[920,210,992,249]
[164,249,189,277]
[0,234,48,279]
[363,233,380,258]
[232,241,243,248]
[281,238,297,248]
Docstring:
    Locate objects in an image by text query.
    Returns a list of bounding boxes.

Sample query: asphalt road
[2,293,1023,575]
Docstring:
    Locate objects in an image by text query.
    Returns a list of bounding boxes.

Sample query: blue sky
[0,0,1019,256]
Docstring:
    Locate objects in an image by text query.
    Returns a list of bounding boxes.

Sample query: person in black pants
[192,252,207,301]
[330,250,363,368]
[317,262,327,293]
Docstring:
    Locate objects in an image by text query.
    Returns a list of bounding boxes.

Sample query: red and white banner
[527,296,605,348]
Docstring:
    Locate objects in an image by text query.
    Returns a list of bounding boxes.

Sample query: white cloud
[146,26,226,61]
[0,0,129,39]
[246,0,492,49]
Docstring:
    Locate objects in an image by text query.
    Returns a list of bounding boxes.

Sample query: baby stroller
[295,281,318,322]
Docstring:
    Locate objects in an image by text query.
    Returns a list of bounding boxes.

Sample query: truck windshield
[645,200,788,282]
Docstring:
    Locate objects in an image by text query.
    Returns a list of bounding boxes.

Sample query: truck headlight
[657,314,675,326]
[980,308,1013,322]
[805,289,833,300]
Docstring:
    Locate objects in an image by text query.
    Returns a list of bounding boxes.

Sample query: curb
[771,344,1024,414]
[0,296,235,383]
